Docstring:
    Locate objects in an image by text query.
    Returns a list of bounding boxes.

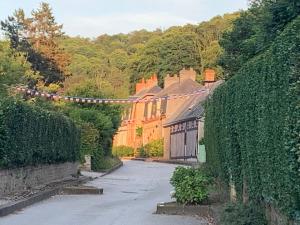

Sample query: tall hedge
[0,99,80,169]
[204,17,300,219]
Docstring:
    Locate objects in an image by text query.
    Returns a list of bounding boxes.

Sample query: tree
[219,0,300,79]
[109,49,129,71]
[195,13,240,79]
[219,12,256,78]
[0,41,37,96]
[1,2,70,88]
[130,31,201,86]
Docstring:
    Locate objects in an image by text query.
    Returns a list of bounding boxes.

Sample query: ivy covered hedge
[0,99,80,169]
[204,17,300,219]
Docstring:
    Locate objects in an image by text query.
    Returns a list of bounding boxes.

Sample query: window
[144,102,149,118]
[160,99,167,115]
[151,100,157,117]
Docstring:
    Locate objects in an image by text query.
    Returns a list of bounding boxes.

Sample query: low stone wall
[0,162,79,197]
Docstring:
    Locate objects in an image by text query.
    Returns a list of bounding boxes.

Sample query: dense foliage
[204,16,300,219]
[137,139,164,158]
[58,13,239,92]
[91,156,121,172]
[0,41,35,97]
[220,0,300,79]
[63,79,122,167]
[112,146,134,157]
[220,203,267,225]
[170,167,210,205]
[1,3,70,89]
[0,99,80,169]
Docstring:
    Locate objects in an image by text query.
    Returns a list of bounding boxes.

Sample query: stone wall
[0,162,79,197]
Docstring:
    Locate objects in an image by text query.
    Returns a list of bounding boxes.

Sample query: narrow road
[0,160,208,225]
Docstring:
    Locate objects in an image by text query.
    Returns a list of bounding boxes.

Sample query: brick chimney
[135,78,146,93]
[145,74,158,88]
[135,74,158,93]
[164,74,179,89]
[179,68,196,82]
[204,69,216,87]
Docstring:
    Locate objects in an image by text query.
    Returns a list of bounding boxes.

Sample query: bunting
[15,87,209,104]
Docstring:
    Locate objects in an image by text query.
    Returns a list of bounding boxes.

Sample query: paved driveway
[0,160,208,225]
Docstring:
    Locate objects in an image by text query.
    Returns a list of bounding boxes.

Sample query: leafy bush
[137,139,164,158]
[91,146,105,171]
[0,98,80,169]
[91,154,121,172]
[205,17,300,218]
[137,146,147,158]
[170,167,210,205]
[66,106,121,170]
[112,145,134,157]
[79,122,99,161]
[220,203,267,225]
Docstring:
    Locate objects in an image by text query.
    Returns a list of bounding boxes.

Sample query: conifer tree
[1,2,70,88]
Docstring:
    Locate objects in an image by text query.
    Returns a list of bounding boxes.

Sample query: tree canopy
[1,3,70,89]
[219,0,300,79]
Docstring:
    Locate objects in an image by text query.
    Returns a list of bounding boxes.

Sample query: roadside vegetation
[0,98,80,169]
[205,0,300,223]
[220,203,267,225]
[170,167,211,205]
[137,139,164,158]
[112,146,134,158]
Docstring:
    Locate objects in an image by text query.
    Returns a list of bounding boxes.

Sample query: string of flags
[15,87,209,104]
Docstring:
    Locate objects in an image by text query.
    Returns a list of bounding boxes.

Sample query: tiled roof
[163,92,207,127]
[130,85,162,99]
[155,79,201,97]
[163,80,224,126]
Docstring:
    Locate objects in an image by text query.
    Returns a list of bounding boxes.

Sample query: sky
[0,0,249,38]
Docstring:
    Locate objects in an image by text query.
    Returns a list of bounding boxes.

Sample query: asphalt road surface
[0,160,208,225]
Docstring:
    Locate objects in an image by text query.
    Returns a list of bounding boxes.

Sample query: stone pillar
[82,155,91,171]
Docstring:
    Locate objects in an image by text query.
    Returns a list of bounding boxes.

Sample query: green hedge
[112,145,134,157]
[80,122,99,161]
[0,99,80,169]
[204,17,300,219]
[137,139,164,158]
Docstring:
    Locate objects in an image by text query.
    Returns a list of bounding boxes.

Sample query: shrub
[137,146,147,158]
[67,106,121,171]
[91,146,104,171]
[98,156,121,171]
[170,166,210,205]
[80,122,99,161]
[0,98,80,169]
[145,139,164,157]
[112,145,134,157]
[137,139,164,158]
[220,203,267,225]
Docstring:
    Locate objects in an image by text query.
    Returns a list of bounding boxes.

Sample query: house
[113,74,162,149]
[162,70,222,160]
[113,68,219,159]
